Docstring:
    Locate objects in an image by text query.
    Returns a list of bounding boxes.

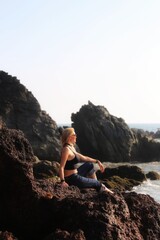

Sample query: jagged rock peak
[80,100,110,120]
[0,71,40,109]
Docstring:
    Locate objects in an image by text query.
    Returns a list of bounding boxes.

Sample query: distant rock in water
[131,129,160,162]
[146,171,160,180]
[71,101,136,162]
[0,71,61,161]
[154,129,160,138]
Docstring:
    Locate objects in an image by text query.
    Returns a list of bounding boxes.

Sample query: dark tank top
[64,155,79,170]
[64,144,80,170]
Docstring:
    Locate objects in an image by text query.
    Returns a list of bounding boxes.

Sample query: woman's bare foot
[99,184,114,194]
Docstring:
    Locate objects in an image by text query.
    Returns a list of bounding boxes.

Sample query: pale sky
[1,0,160,124]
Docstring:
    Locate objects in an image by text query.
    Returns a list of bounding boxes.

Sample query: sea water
[107,122,160,204]
[132,179,160,204]
[128,123,160,133]
[131,162,160,204]
[127,124,160,204]
[108,162,160,204]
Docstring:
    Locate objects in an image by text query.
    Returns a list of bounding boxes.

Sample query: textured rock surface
[0,127,160,240]
[0,71,61,161]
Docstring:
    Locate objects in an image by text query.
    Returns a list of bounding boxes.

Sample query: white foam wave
[132,179,160,203]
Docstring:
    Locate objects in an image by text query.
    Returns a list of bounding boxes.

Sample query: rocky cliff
[0,71,61,161]
[0,126,160,240]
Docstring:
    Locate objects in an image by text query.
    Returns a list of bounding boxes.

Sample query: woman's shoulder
[65,145,77,154]
[62,145,70,153]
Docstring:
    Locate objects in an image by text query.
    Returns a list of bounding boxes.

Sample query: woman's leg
[65,173,113,193]
[78,162,97,179]
[89,172,97,179]
[65,173,101,191]
[76,162,113,193]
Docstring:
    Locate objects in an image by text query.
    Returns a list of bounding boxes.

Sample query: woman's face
[69,131,77,144]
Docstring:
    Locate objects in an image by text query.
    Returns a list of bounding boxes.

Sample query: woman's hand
[97,160,105,173]
[61,181,69,188]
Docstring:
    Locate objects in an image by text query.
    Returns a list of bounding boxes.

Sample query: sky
[1,0,160,124]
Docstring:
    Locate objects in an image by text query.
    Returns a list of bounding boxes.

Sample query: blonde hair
[61,127,75,146]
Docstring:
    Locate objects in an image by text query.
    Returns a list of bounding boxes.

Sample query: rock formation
[154,129,160,138]
[0,126,160,240]
[97,165,146,182]
[131,129,160,162]
[71,101,160,163]
[146,171,160,180]
[71,101,136,162]
[0,71,61,161]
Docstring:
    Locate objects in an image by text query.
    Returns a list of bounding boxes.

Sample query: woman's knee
[85,162,95,176]
[85,162,94,170]
[78,162,95,177]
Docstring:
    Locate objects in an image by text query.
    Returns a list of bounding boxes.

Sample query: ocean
[107,161,160,204]
[115,123,160,204]
[131,162,160,204]
[59,123,160,133]
[128,123,160,133]
[111,123,160,204]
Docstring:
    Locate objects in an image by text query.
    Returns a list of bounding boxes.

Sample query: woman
[59,127,113,193]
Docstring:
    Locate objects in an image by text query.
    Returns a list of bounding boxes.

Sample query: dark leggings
[65,162,101,191]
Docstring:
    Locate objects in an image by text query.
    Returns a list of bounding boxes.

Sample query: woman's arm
[59,147,69,186]
[76,152,105,173]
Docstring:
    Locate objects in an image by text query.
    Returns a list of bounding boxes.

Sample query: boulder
[154,129,160,138]
[97,165,146,192]
[71,101,136,162]
[33,160,60,179]
[102,176,142,192]
[131,133,160,162]
[97,165,146,182]
[146,171,160,180]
